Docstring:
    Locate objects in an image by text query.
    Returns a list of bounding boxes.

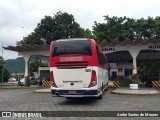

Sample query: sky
[0,0,160,59]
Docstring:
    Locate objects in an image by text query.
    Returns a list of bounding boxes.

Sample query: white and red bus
[50,38,109,99]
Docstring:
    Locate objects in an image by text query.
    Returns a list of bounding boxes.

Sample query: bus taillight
[88,70,97,87]
[50,71,57,87]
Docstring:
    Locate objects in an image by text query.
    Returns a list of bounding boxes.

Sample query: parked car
[30,77,37,85]
[36,78,42,86]
[8,78,16,82]
[20,77,37,86]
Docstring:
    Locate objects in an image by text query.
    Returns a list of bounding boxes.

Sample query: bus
[50,38,109,99]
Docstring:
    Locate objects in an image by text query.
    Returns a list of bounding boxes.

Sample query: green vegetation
[5,57,25,73]
[93,16,160,43]
[17,12,160,45]
[137,60,160,81]
[3,68,10,82]
[29,56,48,74]
[81,28,94,38]
[0,56,10,82]
[17,11,86,46]
[129,74,140,84]
[5,56,48,78]
[119,78,132,87]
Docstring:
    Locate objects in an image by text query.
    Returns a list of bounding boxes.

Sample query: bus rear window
[52,40,92,57]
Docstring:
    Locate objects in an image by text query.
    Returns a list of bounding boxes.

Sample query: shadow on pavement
[58,97,100,105]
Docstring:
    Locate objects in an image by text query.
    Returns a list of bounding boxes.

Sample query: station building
[4,38,160,86]
[100,38,160,81]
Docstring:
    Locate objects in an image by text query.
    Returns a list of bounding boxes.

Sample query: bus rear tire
[105,87,108,91]
[98,94,102,99]
[104,86,108,91]
[105,83,108,91]
[98,85,103,99]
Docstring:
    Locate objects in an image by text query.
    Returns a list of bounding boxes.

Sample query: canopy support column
[128,48,141,74]
[24,55,31,87]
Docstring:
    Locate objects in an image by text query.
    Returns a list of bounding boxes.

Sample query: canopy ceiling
[99,38,160,47]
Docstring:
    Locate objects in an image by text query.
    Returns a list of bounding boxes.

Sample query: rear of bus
[50,38,102,97]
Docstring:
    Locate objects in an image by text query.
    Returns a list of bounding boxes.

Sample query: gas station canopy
[3,38,160,78]
[3,44,50,52]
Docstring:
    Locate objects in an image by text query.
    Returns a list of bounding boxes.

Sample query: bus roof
[56,38,88,41]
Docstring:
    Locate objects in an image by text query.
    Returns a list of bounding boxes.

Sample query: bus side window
[96,45,107,68]
[98,53,106,67]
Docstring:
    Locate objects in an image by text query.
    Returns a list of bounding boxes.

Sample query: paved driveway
[0,88,159,120]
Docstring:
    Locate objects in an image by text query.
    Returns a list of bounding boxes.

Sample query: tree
[0,56,10,83]
[81,28,94,38]
[17,11,84,45]
[3,68,10,82]
[137,59,160,80]
[29,57,48,74]
[93,16,160,43]
[93,16,129,42]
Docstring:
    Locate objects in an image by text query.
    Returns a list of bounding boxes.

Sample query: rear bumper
[51,87,101,97]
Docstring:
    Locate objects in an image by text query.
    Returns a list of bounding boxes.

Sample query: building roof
[4,38,160,59]
[4,38,160,52]
[3,44,50,52]
[99,38,160,47]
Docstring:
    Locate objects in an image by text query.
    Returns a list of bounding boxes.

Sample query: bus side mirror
[104,64,110,70]
[0,65,3,72]
[107,64,110,71]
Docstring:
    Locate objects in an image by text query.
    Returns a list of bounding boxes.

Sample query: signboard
[102,47,115,52]
[117,63,133,69]
[148,45,160,50]
[60,57,83,62]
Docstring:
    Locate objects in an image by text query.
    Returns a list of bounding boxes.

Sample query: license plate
[68,90,76,94]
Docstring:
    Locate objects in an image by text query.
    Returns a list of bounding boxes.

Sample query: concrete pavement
[34,87,160,95]
[35,88,51,93]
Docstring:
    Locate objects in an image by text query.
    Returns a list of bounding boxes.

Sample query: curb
[111,91,160,96]
[34,88,51,93]
[0,86,44,89]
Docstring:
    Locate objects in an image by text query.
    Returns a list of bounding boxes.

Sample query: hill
[5,57,25,74]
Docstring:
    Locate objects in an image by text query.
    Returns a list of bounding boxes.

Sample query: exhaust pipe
[55,92,60,96]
